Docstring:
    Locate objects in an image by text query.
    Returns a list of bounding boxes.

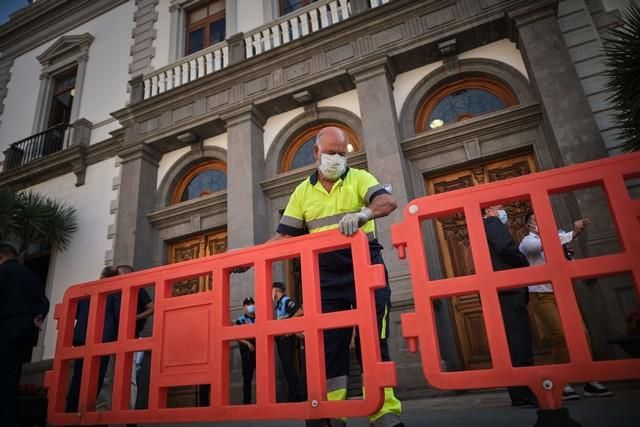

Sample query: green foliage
[0,189,78,259]
[604,2,640,152]
[0,187,19,238]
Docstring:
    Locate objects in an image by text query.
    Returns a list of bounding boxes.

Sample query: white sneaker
[562,384,580,401]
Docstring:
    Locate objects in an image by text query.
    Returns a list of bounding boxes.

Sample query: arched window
[172,159,227,204]
[415,77,518,133]
[280,123,361,172]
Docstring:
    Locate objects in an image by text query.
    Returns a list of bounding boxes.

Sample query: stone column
[113,143,162,270]
[350,58,414,293]
[510,1,616,359]
[351,59,433,389]
[509,0,608,165]
[223,105,268,302]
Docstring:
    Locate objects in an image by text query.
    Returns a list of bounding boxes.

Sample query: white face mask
[318,153,347,181]
[497,209,508,224]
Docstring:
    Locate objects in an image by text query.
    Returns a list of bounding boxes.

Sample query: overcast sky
[0,0,30,25]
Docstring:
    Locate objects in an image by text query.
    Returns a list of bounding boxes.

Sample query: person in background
[235,297,257,404]
[272,281,305,402]
[519,212,612,400]
[0,243,50,426]
[482,205,537,408]
[66,265,117,413]
[95,264,153,412]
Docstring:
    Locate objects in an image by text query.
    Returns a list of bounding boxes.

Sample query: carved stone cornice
[220,104,267,129]
[348,56,398,84]
[148,191,227,230]
[37,33,94,67]
[0,0,129,59]
[117,143,163,166]
[507,0,558,27]
[112,0,533,147]
[401,103,543,161]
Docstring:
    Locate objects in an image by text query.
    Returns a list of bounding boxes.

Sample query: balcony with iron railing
[0,118,98,189]
[2,123,72,171]
[136,0,391,101]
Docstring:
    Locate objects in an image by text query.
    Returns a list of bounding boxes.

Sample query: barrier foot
[534,408,582,427]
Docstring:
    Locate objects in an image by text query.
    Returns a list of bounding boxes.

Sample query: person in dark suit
[482,205,537,407]
[65,265,119,413]
[0,243,50,426]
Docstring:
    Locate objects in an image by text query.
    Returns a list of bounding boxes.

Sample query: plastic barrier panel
[45,231,396,425]
[392,152,640,410]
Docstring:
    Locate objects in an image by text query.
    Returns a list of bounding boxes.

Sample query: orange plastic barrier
[392,152,640,409]
[44,231,396,425]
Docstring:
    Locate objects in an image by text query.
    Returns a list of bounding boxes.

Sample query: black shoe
[583,381,612,397]
[511,397,538,408]
[307,419,346,427]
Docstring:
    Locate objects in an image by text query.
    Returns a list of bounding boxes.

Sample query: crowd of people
[1,126,616,427]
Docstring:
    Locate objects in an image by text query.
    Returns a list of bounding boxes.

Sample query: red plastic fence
[392,152,640,409]
[44,231,396,425]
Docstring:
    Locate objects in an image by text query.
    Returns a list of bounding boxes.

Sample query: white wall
[317,90,360,117]
[263,107,303,159]
[157,146,190,189]
[393,60,443,119]
[25,159,119,359]
[203,132,227,150]
[152,0,172,70]
[0,1,134,156]
[458,39,528,80]
[77,2,135,129]
[235,0,266,34]
[393,39,529,119]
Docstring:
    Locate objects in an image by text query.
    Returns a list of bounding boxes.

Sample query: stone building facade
[1,0,637,399]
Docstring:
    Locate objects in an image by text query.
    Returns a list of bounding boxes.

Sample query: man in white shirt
[519,212,612,400]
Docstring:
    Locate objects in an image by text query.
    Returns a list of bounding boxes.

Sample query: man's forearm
[367,193,397,219]
[268,233,291,242]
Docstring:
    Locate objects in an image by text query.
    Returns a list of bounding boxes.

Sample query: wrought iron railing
[3,123,71,171]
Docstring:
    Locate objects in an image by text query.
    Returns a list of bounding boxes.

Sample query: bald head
[316,126,347,150]
[314,126,348,159]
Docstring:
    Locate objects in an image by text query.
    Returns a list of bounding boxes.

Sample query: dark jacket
[483,216,529,271]
[0,258,49,335]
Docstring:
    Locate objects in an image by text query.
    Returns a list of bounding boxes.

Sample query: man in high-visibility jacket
[272,126,403,427]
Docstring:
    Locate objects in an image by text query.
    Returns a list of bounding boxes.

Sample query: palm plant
[604,2,640,152]
[0,187,19,238]
[0,189,78,261]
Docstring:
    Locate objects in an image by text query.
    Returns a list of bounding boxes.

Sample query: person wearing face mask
[482,205,537,408]
[235,297,257,404]
[271,127,403,427]
[272,282,305,403]
[519,212,611,400]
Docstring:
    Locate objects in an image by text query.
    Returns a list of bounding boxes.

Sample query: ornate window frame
[156,145,228,209]
[32,33,94,134]
[171,158,227,204]
[415,77,519,133]
[399,58,536,140]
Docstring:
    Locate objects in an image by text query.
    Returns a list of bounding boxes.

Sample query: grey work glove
[338,208,373,236]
